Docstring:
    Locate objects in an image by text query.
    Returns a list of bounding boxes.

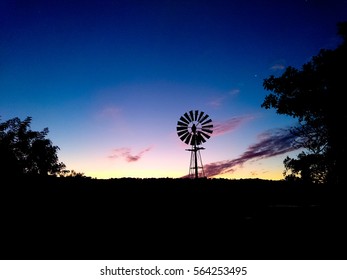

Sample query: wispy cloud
[208,96,226,108]
[207,89,240,108]
[96,105,122,119]
[270,59,286,71]
[270,63,285,71]
[229,89,240,96]
[204,128,300,177]
[213,115,254,136]
[108,147,152,162]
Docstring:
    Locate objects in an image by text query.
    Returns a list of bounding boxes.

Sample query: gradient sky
[1,0,346,179]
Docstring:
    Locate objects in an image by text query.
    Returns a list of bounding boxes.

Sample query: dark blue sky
[1,0,346,178]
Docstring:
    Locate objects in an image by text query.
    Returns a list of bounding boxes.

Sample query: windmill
[176,110,213,179]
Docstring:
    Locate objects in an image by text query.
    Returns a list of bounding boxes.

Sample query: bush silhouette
[0,116,65,177]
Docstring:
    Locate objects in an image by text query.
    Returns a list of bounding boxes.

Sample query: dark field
[1,177,346,260]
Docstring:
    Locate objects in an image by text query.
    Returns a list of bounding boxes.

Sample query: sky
[1,0,346,179]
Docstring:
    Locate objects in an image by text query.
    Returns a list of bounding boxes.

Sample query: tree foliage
[0,116,66,177]
[262,21,347,185]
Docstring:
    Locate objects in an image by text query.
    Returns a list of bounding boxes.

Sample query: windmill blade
[184,133,192,145]
[202,124,213,129]
[197,111,205,122]
[177,129,189,137]
[197,133,206,143]
[177,126,188,132]
[201,118,212,126]
[194,110,199,121]
[199,113,209,124]
[194,134,204,145]
[180,116,190,125]
[189,110,195,122]
[199,131,211,140]
[177,121,188,127]
[201,128,213,134]
[184,112,192,122]
[179,131,190,142]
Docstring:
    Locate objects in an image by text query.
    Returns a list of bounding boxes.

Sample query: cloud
[270,60,286,71]
[108,147,152,162]
[229,89,240,96]
[213,115,254,136]
[207,89,240,108]
[270,64,285,71]
[250,171,258,176]
[96,105,122,120]
[203,128,300,177]
[208,96,226,108]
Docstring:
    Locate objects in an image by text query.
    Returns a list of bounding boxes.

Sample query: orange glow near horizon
[72,155,287,180]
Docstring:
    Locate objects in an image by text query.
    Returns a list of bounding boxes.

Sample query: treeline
[6,175,329,208]
[2,175,345,260]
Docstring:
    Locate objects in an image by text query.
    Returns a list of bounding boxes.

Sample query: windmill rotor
[176,110,213,146]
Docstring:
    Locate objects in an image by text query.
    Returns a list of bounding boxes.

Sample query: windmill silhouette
[176,110,213,179]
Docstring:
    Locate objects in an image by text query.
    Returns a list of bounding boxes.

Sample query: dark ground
[1,176,346,260]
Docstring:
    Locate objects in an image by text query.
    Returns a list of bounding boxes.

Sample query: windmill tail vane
[176,110,213,179]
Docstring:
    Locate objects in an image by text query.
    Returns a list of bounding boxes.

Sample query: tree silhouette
[262,21,347,185]
[0,116,66,177]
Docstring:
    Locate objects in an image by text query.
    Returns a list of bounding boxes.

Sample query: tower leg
[194,145,198,179]
[197,148,205,178]
[188,145,205,179]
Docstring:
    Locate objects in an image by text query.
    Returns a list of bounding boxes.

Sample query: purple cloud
[203,128,300,177]
[109,147,152,162]
[213,115,254,136]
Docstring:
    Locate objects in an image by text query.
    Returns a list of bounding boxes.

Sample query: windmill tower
[176,110,213,179]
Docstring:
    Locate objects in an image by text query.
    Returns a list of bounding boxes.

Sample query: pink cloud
[213,115,254,136]
[109,147,152,162]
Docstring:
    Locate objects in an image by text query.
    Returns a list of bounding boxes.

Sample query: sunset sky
[1,0,346,179]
